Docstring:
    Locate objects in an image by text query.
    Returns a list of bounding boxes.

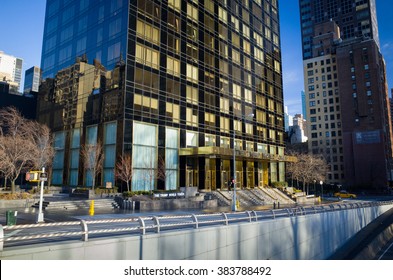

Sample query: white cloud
[382,41,393,57]
[284,97,303,116]
[283,70,302,84]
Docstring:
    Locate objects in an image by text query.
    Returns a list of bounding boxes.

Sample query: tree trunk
[127,181,130,192]
[11,179,16,194]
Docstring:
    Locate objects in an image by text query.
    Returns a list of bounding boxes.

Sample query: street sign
[40,172,48,181]
[26,171,41,182]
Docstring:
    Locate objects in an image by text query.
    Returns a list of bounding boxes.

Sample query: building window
[165,128,179,190]
[205,134,216,147]
[186,131,198,147]
[132,122,158,191]
[186,108,198,127]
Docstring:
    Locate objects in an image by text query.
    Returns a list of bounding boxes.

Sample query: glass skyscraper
[38,0,292,191]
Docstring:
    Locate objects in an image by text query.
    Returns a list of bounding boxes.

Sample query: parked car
[334,190,357,199]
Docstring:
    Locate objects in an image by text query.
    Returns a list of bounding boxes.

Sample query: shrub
[122,190,150,198]
[0,192,33,200]
[272,181,288,188]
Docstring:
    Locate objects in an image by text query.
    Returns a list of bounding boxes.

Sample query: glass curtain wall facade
[38,0,291,192]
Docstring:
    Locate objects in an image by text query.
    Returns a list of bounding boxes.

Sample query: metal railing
[1,200,392,251]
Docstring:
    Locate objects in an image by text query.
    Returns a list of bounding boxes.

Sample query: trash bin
[6,210,17,226]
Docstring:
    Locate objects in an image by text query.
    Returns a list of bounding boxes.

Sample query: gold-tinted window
[138,0,160,21]
[219,24,228,40]
[186,64,198,82]
[218,7,227,23]
[187,3,198,22]
[167,34,180,53]
[167,56,180,76]
[205,0,214,14]
[186,43,198,60]
[205,92,216,107]
[166,79,180,97]
[220,97,229,113]
[205,112,215,126]
[135,43,159,69]
[204,14,215,32]
[168,0,181,11]
[166,102,180,123]
[232,49,240,64]
[220,117,230,132]
[168,11,180,32]
[186,107,198,127]
[186,85,198,104]
[134,94,158,114]
[134,68,159,93]
[136,20,160,43]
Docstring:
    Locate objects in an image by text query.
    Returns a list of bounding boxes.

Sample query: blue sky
[1,0,392,116]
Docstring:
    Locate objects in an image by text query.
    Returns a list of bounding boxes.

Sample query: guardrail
[1,200,392,251]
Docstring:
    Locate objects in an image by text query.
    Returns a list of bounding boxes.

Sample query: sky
[0,0,392,117]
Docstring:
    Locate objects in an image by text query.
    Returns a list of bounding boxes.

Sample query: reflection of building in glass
[0,51,23,94]
[24,66,41,94]
[38,0,293,191]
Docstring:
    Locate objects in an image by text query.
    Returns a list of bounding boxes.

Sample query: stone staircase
[211,187,294,207]
[31,198,120,211]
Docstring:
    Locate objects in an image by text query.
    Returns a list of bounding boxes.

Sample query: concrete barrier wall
[1,204,392,260]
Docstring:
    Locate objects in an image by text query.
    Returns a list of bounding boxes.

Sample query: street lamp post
[232,113,254,212]
[313,180,316,194]
[320,180,323,199]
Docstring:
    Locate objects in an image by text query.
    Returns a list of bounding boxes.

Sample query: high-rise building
[301,90,307,119]
[23,66,41,94]
[0,51,23,94]
[299,0,393,189]
[289,114,308,144]
[37,0,292,191]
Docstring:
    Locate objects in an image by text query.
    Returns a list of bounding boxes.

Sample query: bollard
[89,200,95,216]
[273,202,276,209]
[278,202,280,209]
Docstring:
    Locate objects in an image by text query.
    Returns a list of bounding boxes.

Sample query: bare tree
[0,107,36,193]
[0,135,36,193]
[286,152,328,193]
[30,122,55,188]
[156,153,166,187]
[115,153,133,192]
[156,153,176,190]
[142,157,157,194]
[81,141,104,191]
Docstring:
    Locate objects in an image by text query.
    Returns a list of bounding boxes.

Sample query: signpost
[36,167,46,223]
[26,169,47,223]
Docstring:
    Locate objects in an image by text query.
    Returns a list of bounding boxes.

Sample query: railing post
[246,211,252,222]
[270,209,276,219]
[251,210,258,221]
[80,220,88,241]
[221,212,228,225]
[191,214,198,229]
[138,217,146,235]
[153,216,160,233]
[0,224,4,251]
